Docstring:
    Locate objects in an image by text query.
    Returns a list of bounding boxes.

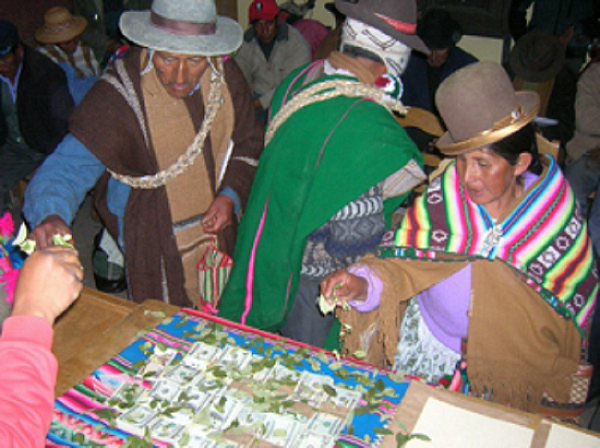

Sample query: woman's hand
[320,269,369,305]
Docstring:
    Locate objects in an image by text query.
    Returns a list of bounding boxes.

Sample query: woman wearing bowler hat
[321,61,597,413]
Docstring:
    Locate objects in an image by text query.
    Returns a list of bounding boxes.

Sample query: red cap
[249,0,279,22]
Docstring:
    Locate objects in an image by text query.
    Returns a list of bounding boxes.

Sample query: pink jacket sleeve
[0,315,57,447]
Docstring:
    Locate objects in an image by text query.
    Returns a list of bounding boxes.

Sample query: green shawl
[218,60,424,332]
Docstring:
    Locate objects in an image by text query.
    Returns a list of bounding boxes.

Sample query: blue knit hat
[0,21,19,57]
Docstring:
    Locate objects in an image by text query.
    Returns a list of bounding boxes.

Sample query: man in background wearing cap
[36,6,100,104]
[234,0,311,124]
[401,9,478,119]
[219,0,426,349]
[0,20,74,215]
[23,0,264,308]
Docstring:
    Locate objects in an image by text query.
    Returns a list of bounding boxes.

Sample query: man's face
[0,45,23,83]
[57,36,80,55]
[152,51,209,99]
[253,19,277,44]
[427,47,450,68]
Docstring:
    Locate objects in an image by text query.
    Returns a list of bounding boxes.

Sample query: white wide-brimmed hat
[120,0,242,56]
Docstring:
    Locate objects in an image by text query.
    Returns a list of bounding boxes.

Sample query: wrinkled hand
[11,247,83,325]
[28,215,73,249]
[202,195,234,234]
[320,269,369,305]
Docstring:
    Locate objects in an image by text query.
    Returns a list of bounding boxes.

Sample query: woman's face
[455,147,531,218]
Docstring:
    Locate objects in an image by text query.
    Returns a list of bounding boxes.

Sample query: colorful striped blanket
[384,156,597,335]
[47,310,410,447]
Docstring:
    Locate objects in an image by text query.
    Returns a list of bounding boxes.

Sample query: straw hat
[334,0,428,54]
[120,0,242,56]
[436,62,539,155]
[36,7,87,45]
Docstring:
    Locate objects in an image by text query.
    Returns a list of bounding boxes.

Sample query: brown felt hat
[436,62,539,155]
[334,0,429,54]
[36,7,87,45]
[510,29,565,82]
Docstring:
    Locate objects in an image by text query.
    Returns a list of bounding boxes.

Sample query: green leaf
[373,427,393,436]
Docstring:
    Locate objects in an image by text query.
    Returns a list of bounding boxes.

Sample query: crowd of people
[1,0,600,442]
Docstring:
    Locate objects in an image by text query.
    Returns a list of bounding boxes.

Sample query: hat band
[44,18,75,34]
[441,104,537,154]
[375,13,416,34]
[150,11,216,36]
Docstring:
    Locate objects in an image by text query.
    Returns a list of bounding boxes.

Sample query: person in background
[23,0,264,308]
[313,1,346,61]
[0,246,83,447]
[279,0,330,59]
[73,0,153,67]
[0,20,74,215]
[36,6,100,104]
[509,29,577,153]
[219,0,427,349]
[509,0,595,73]
[401,9,478,118]
[321,61,597,413]
[234,0,311,124]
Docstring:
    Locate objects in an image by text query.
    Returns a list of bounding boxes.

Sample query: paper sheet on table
[405,397,534,448]
[544,423,600,447]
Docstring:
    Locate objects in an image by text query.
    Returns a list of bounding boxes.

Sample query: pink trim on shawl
[241,198,269,325]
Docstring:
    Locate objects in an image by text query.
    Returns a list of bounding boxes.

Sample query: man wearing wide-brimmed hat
[0,20,74,215]
[219,0,427,348]
[24,0,264,308]
[509,28,577,149]
[36,6,100,104]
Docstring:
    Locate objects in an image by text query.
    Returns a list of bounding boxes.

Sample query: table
[52,287,179,396]
[49,288,600,447]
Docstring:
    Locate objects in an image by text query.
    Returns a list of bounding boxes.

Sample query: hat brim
[35,16,87,44]
[120,11,242,56]
[509,45,565,83]
[436,91,539,155]
[334,0,429,55]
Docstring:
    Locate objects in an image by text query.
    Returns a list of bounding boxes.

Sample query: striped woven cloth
[383,156,598,335]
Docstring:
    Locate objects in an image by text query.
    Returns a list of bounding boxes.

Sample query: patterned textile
[37,42,100,78]
[301,185,385,280]
[386,156,597,335]
[394,298,460,383]
[46,309,409,447]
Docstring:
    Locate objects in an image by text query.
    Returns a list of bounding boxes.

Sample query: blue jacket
[401,47,478,114]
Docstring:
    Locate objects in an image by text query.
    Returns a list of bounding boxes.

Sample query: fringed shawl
[387,155,598,336]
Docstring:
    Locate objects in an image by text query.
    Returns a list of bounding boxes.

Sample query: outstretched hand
[11,247,83,325]
[28,215,73,249]
[320,269,369,306]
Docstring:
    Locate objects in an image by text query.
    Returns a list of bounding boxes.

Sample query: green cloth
[218,63,423,333]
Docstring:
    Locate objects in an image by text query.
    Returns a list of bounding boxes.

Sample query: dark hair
[342,44,384,65]
[490,122,542,175]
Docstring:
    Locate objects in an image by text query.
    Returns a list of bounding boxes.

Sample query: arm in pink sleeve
[0,315,57,447]
[347,264,383,313]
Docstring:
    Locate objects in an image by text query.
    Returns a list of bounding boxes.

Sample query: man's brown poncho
[70,48,263,306]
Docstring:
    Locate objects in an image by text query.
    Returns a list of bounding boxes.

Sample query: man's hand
[202,195,234,234]
[320,269,369,305]
[28,215,73,249]
[11,247,83,326]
